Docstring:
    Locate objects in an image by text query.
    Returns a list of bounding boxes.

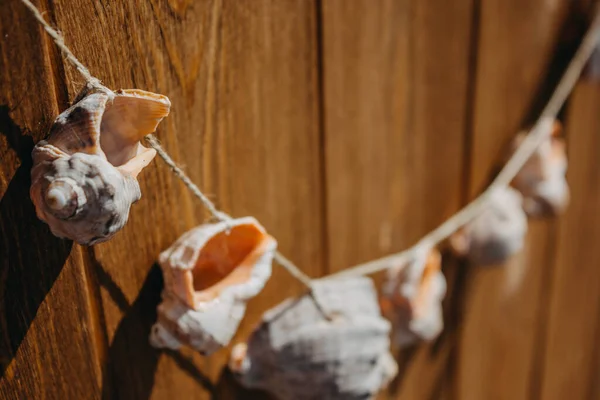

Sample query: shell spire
[30,88,170,245]
[43,178,86,219]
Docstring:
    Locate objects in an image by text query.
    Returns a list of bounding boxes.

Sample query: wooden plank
[320,1,473,399]
[0,1,104,399]
[321,0,412,272]
[384,1,476,399]
[539,79,600,400]
[321,0,470,268]
[456,2,574,400]
[48,0,324,398]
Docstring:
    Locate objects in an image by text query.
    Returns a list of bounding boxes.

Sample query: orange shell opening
[412,250,441,317]
[383,250,441,320]
[183,223,273,307]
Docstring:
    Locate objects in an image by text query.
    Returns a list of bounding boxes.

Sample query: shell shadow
[213,367,272,400]
[99,263,162,399]
[520,4,591,127]
[0,104,73,379]
[99,263,214,399]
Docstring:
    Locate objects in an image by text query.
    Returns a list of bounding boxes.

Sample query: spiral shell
[450,187,528,266]
[381,247,446,347]
[511,118,569,217]
[229,277,398,400]
[150,217,277,355]
[30,89,170,245]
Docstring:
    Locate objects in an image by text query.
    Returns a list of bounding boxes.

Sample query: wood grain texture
[539,79,600,400]
[456,2,576,400]
[321,0,470,270]
[320,1,473,399]
[45,0,323,398]
[0,1,103,399]
[3,0,600,399]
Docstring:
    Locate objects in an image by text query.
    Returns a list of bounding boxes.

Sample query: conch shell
[30,88,170,245]
[381,247,446,347]
[511,119,569,216]
[229,277,398,400]
[450,187,528,266]
[150,217,277,355]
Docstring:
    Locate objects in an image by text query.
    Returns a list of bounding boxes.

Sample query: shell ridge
[48,92,109,156]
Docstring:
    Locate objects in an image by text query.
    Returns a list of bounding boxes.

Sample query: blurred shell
[30,88,170,245]
[381,248,446,347]
[450,187,528,266]
[229,277,398,400]
[150,217,277,355]
[511,119,569,217]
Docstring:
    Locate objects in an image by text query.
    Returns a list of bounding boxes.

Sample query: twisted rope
[19,0,600,286]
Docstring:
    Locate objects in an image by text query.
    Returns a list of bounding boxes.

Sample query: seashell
[381,247,446,347]
[511,119,569,217]
[229,277,398,400]
[30,88,170,245]
[450,187,528,266]
[150,217,277,355]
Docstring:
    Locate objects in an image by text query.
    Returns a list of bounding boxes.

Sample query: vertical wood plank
[320,1,473,399]
[384,2,476,399]
[47,0,323,398]
[0,1,103,399]
[539,79,600,400]
[456,2,574,400]
[321,0,471,269]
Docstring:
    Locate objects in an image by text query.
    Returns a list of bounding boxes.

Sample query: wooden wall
[0,0,599,399]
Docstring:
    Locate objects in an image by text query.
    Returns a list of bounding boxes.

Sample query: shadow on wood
[100,263,214,399]
[100,263,161,399]
[0,104,73,378]
[213,367,273,400]
[522,3,591,126]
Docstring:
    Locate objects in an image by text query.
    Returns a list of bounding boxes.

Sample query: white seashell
[150,217,277,355]
[229,277,398,400]
[30,88,170,245]
[381,247,446,347]
[450,187,528,266]
[511,119,569,217]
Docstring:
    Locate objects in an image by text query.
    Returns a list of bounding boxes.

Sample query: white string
[144,135,315,289]
[19,0,600,286]
[19,0,110,93]
[16,0,316,290]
